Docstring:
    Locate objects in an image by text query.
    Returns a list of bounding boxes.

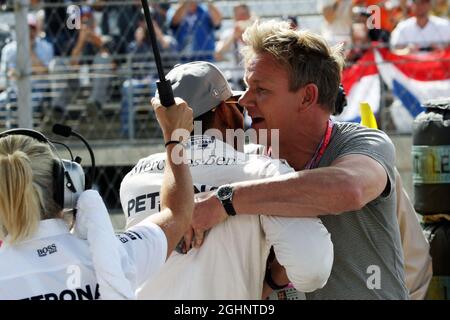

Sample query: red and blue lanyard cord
[304,119,334,170]
[266,119,334,168]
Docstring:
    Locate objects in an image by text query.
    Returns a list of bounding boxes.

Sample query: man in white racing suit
[120,61,333,299]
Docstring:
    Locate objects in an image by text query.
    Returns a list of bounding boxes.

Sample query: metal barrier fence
[0,0,323,139]
[1,0,448,213]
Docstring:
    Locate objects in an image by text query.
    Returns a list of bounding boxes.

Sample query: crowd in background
[0,0,448,135]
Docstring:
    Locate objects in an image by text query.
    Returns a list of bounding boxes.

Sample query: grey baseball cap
[159,61,244,118]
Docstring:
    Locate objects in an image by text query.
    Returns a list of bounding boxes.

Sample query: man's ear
[297,83,319,112]
[216,101,244,130]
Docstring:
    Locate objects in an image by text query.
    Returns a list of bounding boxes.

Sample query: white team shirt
[390,16,450,49]
[120,136,333,299]
[0,218,167,300]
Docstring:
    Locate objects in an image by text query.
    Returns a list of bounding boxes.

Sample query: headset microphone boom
[52,124,96,190]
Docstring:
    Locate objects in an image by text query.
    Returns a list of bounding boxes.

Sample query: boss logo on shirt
[37,244,57,257]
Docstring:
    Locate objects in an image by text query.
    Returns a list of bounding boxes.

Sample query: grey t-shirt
[305,122,409,300]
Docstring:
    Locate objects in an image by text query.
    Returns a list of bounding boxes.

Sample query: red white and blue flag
[335,50,380,122]
[335,47,450,123]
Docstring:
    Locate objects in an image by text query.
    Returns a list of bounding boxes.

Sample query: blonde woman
[0,99,193,300]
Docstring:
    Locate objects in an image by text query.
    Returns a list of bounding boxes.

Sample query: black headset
[333,84,348,116]
[0,128,87,211]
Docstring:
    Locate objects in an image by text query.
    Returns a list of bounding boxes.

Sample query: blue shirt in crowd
[168,4,219,62]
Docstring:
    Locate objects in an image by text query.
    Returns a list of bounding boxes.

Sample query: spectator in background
[41,0,77,56]
[150,2,172,35]
[352,6,391,43]
[139,3,178,69]
[318,0,353,46]
[168,1,222,62]
[0,22,11,61]
[390,0,450,52]
[94,0,142,56]
[353,0,411,33]
[120,22,177,137]
[34,9,45,38]
[431,0,449,18]
[345,22,371,63]
[284,15,299,30]
[0,14,54,127]
[215,3,255,90]
[49,6,114,122]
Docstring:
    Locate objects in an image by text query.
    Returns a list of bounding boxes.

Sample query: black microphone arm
[140,0,175,107]
[52,124,96,189]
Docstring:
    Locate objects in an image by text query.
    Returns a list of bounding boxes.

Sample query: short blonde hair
[241,20,345,112]
[0,135,61,243]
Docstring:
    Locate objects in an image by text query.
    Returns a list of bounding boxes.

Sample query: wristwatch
[215,185,236,216]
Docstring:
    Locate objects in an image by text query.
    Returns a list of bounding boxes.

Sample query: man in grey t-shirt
[189,21,409,299]
[307,122,407,299]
